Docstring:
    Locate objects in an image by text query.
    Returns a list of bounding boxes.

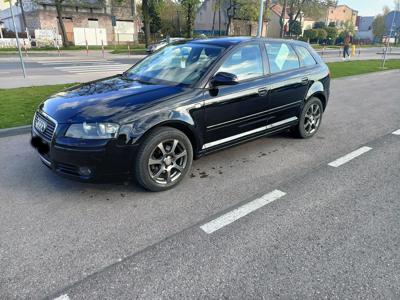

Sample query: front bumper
[31,126,138,182]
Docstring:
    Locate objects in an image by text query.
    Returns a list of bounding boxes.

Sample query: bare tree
[280,0,287,37]
[142,0,151,46]
[54,0,68,47]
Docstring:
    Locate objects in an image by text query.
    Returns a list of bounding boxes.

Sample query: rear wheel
[292,97,323,138]
[134,127,193,192]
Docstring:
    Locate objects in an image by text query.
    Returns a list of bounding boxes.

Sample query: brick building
[0,0,141,45]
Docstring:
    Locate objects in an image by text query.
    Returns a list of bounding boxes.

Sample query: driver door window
[217,44,264,81]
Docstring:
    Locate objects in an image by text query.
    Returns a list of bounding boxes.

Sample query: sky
[338,0,398,16]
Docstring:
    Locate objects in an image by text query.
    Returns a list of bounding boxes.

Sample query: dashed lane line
[200,190,286,234]
[53,294,70,300]
[328,146,372,168]
[392,129,400,135]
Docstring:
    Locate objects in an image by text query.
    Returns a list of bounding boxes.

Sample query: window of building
[265,42,300,74]
[217,44,264,81]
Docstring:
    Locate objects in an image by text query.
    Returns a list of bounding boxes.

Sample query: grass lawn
[0,84,75,129]
[326,59,400,78]
[1,59,400,129]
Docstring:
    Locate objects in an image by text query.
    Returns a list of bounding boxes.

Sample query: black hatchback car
[31,37,330,191]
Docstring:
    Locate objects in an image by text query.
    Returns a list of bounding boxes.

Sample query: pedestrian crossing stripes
[37,60,132,75]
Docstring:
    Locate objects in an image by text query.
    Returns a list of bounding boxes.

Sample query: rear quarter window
[294,45,317,67]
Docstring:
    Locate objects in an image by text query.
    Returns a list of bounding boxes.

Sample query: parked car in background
[31,37,330,192]
[146,37,186,53]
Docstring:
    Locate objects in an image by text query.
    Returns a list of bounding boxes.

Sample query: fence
[73,27,108,46]
[0,38,31,48]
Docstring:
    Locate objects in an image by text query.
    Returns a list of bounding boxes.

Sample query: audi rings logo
[35,118,47,133]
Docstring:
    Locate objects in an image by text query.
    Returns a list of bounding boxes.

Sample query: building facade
[356,16,374,42]
[321,4,358,28]
[0,0,141,45]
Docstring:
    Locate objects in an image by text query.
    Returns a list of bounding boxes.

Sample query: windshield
[125,43,224,86]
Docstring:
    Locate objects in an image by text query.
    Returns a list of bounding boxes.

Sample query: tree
[280,0,288,37]
[54,0,68,47]
[315,27,327,43]
[180,0,200,38]
[17,0,27,31]
[142,0,151,46]
[372,14,385,42]
[289,20,302,36]
[325,26,338,43]
[148,0,162,33]
[303,28,317,41]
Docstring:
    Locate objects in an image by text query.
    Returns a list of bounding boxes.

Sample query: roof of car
[189,36,308,47]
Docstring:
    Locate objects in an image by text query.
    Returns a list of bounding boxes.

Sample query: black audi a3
[31,37,330,191]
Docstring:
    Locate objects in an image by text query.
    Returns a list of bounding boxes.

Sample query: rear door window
[265,42,300,74]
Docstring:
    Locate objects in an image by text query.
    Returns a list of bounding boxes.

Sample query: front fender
[117,103,203,149]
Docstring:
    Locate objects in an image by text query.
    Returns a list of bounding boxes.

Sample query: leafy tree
[277,0,337,38]
[342,20,355,35]
[315,28,327,42]
[328,21,336,27]
[142,0,151,46]
[303,28,317,41]
[180,0,201,38]
[289,20,302,36]
[148,0,162,33]
[372,15,385,42]
[325,26,338,43]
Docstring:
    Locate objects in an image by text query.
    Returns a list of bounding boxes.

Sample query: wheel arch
[134,120,201,158]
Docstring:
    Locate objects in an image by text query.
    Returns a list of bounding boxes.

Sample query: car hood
[40,75,187,124]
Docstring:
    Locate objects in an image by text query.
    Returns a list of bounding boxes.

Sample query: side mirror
[210,72,239,87]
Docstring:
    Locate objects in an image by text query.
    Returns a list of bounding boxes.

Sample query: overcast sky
[338,0,398,16]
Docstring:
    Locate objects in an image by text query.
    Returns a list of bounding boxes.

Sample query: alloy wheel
[304,103,321,135]
[147,139,188,185]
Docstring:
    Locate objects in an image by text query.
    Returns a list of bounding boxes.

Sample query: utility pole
[9,0,26,78]
[382,8,397,68]
[257,0,264,37]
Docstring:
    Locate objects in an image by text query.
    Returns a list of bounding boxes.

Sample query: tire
[134,127,193,192]
[292,97,323,139]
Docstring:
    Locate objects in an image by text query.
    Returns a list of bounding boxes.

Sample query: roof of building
[270,4,290,19]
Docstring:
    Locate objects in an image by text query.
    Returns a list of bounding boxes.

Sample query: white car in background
[146,37,187,53]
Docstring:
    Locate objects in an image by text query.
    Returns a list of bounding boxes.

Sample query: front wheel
[134,127,193,192]
[292,97,323,139]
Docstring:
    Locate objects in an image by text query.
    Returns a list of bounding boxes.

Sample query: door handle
[258,87,268,96]
[301,77,309,85]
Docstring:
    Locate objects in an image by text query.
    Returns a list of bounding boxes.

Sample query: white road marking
[392,129,400,135]
[53,294,70,300]
[328,146,372,167]
[53,63,131,74]
[200,190,286,234]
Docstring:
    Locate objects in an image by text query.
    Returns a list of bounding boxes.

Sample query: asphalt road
[0,71,400,299]
[0,47,399,88]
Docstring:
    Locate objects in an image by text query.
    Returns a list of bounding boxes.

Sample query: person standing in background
[343,35,351,60]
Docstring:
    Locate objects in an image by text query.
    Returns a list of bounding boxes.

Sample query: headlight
[65,122,120,139]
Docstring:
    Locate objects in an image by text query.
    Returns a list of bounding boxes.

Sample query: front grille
[34,112,57,142]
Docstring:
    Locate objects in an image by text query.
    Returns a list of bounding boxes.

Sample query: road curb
[0,125,31,138]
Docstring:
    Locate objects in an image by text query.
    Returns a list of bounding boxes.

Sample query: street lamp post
[9,0,26,77]
[382,9,398,68]
[257,0,264,37]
